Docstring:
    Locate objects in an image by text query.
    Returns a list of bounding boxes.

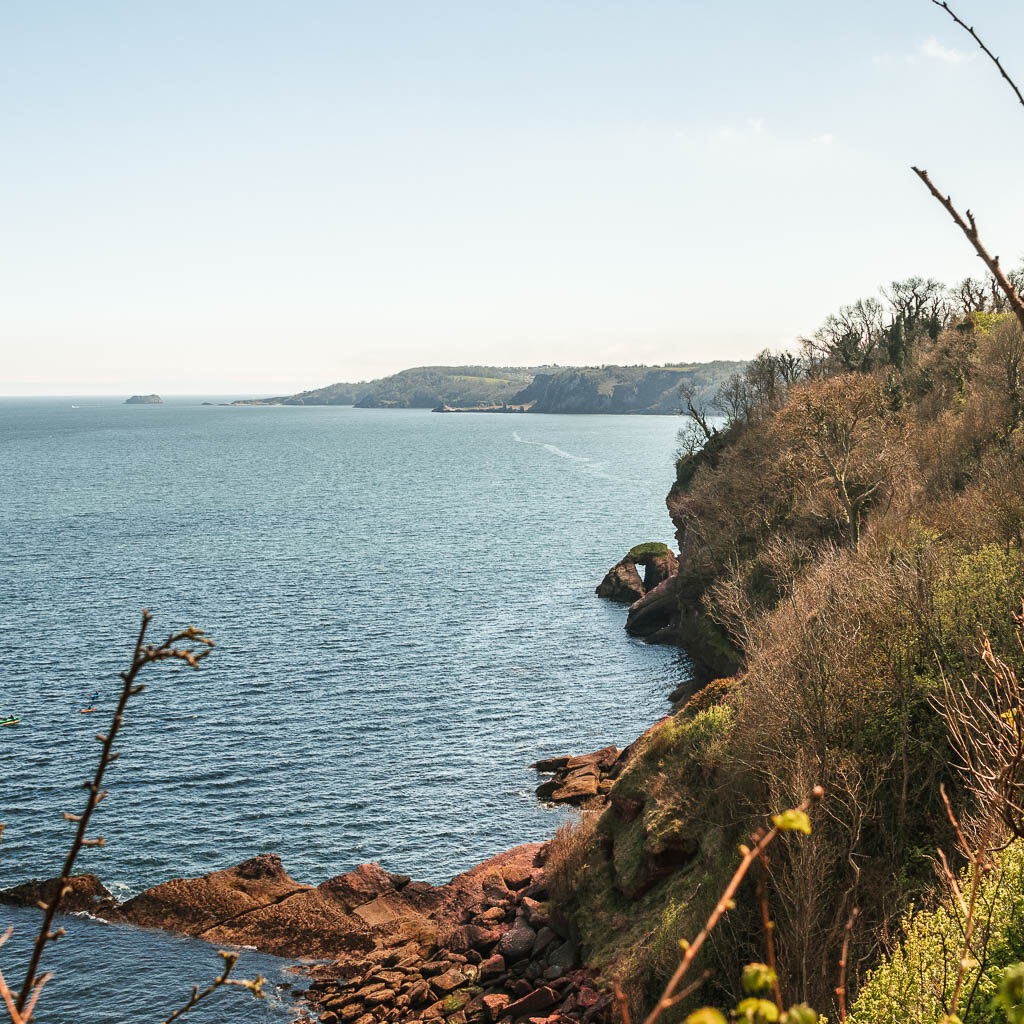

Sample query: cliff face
[232,362,744,413]
[556,319,1024,1020]
[512,364,742,415]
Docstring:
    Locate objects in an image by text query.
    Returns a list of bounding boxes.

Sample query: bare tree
[940,605,1024,841]
[914,3,1024,333]
[881,277,948,334]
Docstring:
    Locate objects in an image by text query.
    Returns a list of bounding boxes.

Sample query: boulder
[479,954,505,980]
[625,575,679,640]
[595,558,645,604]
[496,925,536,962]
[551,773,599,804]
[0,873,114,915]
[431,968,467,995]
[482,994,510,1023]
[596,544,678,605]
[501,862,532,890]
[504,987,558,1018]
[565,747,619,772]
[408,981,432,1007]
[547,940,577,970]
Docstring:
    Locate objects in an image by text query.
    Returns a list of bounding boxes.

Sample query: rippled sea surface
[0,398,693,1021]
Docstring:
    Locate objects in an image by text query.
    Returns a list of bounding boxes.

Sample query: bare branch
[835,907,859,1024]
[911,168,1024,333]
[756,853,784,1013]
[161,951,264,1023]
[929,0,1024,111]
[15,611,215,1013]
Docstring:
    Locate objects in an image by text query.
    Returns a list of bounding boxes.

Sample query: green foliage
[629,542,672,559]
[850,842,1024,1024]
[780,1007,818,1024]
[684,963,822,1023]
[736,997,780,1021]
[887,317,908,369]
[770,810,811,835]
[517,362,744,415]
[993,964,1024,1024]
[933,545,1024,669]
[686,1010,727,1024]
[970,312,1014,335]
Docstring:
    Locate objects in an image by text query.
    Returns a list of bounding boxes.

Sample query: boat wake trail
[512,431,590,462]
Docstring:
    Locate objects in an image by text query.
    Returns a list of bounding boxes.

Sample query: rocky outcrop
[294,845,613,1024]
[532,746,626,807]
[2,845,613,1024]
[596,544,678,605]
[595,561,645,604]
[124,394,162,404]
[624,576,680,641]
[0,873,116,916]
[94,854,451,960]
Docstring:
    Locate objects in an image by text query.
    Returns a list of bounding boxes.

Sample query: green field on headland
[231,361,744,414]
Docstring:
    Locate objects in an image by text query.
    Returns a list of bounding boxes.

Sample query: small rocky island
[125,394,162,404]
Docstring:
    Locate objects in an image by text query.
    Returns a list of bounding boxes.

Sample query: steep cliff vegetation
[550,269,1024,1021]
[510,363,743,415]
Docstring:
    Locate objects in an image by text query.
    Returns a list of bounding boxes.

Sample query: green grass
[628,542,671,560]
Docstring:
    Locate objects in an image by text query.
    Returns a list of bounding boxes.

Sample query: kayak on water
[79,708,97,713]
[1,717,20,726]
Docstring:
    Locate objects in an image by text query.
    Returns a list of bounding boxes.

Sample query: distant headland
[124,394,162,405]
[231,361,744,415]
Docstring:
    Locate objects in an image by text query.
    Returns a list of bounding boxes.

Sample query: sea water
[0,398,694,1021]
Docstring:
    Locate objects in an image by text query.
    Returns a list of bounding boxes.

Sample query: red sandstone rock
[595,558,645,603]
[551,773,599,803]
[482,994,510,1023]
[479,954,506,979]
[504,987,558,1018]
[0,873,114,915]
[501,862,532,890]
[431,968,467,995]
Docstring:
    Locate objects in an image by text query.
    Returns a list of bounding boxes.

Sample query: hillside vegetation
[510,363,742,414]
[549,269,1024,1022]
[232,361,743,413]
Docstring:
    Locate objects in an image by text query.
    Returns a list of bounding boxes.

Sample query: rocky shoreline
[0,839,611,1024]
[0,738,643,1024]
[0,557,708,1024]
[1,737,643,1024]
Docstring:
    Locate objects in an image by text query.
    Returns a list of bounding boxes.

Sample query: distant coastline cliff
[231,361,744,415]
[124,394,162,404]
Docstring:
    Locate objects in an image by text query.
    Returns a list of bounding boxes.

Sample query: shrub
[850,841,1024,1024]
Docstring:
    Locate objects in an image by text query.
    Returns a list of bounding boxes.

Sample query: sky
[2,0,1023,396]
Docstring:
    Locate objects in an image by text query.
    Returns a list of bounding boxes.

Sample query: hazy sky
[3,1,1023,395]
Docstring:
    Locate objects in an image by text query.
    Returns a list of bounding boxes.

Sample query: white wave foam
[512,432,589,462]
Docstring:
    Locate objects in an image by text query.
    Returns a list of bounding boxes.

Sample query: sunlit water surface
[0,399,694,1021]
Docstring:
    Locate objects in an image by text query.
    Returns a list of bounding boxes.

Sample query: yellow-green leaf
[742,963,778,995]
[736,998,780,1022]
[772,809,811,835]
[781,1006,818,1024]
[684,1010,727,1024]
